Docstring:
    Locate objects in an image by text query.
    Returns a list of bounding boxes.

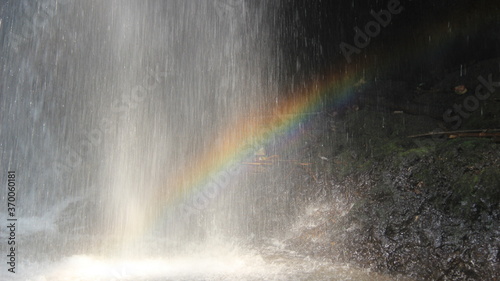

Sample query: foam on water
[3,240,412,281]
[24,254,275,281]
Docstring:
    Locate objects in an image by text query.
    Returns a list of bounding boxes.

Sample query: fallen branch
[408,129,500,138]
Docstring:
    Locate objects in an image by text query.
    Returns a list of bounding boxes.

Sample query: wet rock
[285,109,499,280]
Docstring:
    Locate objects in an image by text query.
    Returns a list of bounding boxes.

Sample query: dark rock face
[328,143,499,280]
[283,100,499,280]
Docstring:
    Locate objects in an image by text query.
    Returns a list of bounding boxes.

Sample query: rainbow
[112,3,496,248]
[152,72,362,215]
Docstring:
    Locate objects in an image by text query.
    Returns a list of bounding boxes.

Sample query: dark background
[275,0,500,90]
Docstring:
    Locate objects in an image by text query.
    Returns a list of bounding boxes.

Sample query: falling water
[0,1,412,280]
